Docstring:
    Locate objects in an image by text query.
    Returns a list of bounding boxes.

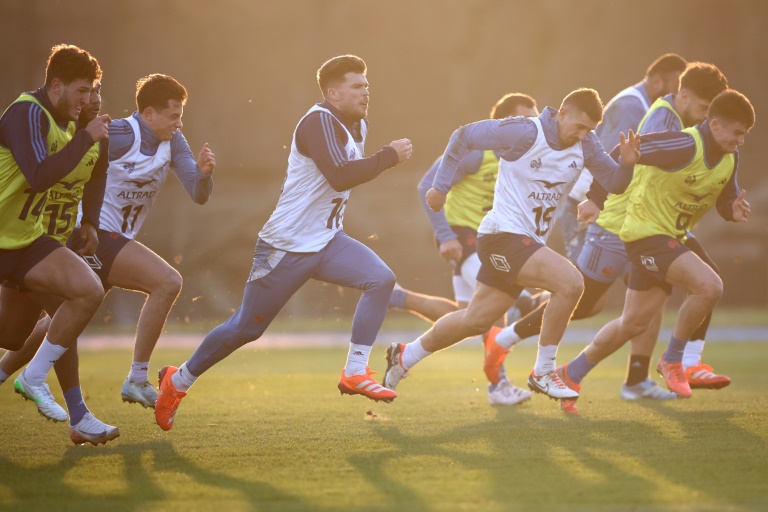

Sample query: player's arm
[297,113,401,192]
[80,138,109,230]
[638,107,682,135]
[582,132,639,195]
[433,117,534,194]
[1,102,98,192]
[715,153,741,221]
[170,131,214,205]
[418,157,456,244]
[420,152,482,242]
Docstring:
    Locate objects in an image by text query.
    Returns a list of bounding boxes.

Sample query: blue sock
[388,287,408,309]
[664,335,687,363]
[566,352,597,384]
[63,386,90,426]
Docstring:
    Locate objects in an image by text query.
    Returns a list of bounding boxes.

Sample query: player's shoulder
[497,115,534,127]
[107,117,133,135]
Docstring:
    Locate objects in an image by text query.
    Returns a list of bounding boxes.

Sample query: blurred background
[1,0,766,333]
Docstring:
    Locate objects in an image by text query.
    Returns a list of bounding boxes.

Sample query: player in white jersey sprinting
[383,89,640,402]
[154,55,413,431]
[1,74,216,414]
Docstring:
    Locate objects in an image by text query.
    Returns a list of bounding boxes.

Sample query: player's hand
[439,239,463,266]
[77,223,99,256]
[426,187,447,212]
[85,114,111,142]
[732,188,750,222]
[577,199,600,224]
[197,143,216,174]
[619,129,641,165]
[389,138,413,162]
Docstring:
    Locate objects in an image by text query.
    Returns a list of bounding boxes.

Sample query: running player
[154,55,413,431]
[0,44,108,427]
[389,93,540,406]
[557,90,753,403]
[491,63,729,411]
[0,74,216,416]
[0,80,120,445]
[559,53,687,264]
[383,88,640,402]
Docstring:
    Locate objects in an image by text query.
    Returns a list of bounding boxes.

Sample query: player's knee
[155,267,183,299]
[369,265,396,291]
[618,316,650,340]
[69,272,104,308]
[557,269,584,303]
[701,276,723,305]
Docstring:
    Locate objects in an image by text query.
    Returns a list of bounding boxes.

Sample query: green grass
[1,342,767,512]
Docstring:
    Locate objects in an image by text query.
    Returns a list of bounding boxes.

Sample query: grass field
[1,341,766,512]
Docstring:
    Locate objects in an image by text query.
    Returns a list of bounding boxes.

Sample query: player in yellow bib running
[558,90,754,400]
[0,45,110,441]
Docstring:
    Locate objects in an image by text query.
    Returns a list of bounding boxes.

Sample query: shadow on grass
[1,439,306,511]
[350,403,765,511]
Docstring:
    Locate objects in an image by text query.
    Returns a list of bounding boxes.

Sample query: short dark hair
[45,44,101,87]
[317,55,366,97]
[490,93,537,120]
[646,53,687,78]
[561,88,603,123]
[708,90,755,129]
[136,74,188,112]
[680,62,729,102]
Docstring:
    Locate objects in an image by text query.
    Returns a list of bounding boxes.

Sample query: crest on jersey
[123,162,136,172]
[685,175,697,185]
[58,179,84,191]
[127,178,156,188]
[349,148,357,159]
[490,253,511,272]
[688,192,712,203]
[529,157,542,171]
[534,180,566,190]
[640,255,658,272]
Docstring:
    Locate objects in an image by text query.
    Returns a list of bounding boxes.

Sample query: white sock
[344,343,372,377]
[682,339,705,370]
[171,362,198,392]
[0,368,9,386]
[401,338,432,370]
[128,361,149,383]
[533,344,558,376]
[495,322,522,349]
[24,338,68,385]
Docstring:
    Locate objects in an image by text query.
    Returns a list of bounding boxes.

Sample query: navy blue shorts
[67,228,131,289]
[625,235,690,294]
[0,236,63,287]
[476,232,542,299]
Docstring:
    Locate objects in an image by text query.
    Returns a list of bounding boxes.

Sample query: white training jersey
[258,104,366,252]
[569,86,649,202]
[479,117,583,243]
[84,116,172,239]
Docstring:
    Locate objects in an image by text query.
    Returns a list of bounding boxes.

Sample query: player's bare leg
[107,240,183,408]
[14,248,103,421]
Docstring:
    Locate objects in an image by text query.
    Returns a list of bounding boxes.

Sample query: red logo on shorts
[110,233,119,239]
[601,266,614,276]
[521,236,532,246]
[254,315,266,323]
[668,240,680,249]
